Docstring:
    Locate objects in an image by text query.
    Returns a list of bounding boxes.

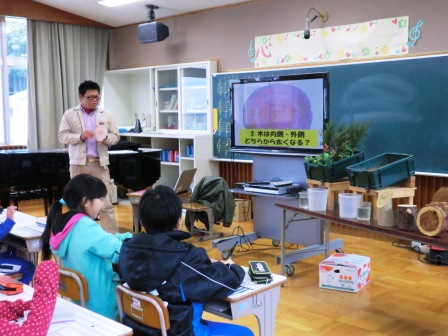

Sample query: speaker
[138,22,169,43]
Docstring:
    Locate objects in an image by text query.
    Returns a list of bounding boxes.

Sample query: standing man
[58,80,120,233]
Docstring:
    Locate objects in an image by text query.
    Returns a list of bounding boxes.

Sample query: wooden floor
[20,199,448,336]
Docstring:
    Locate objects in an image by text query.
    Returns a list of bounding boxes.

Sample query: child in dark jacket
[118,185,254,336]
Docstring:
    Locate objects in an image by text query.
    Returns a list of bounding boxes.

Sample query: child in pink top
[0,260,59,335]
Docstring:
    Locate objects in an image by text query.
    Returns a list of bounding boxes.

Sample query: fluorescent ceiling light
[98,0,140,7]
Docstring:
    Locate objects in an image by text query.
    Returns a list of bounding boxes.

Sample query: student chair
[182,202,223,241]
[115,284,170,336]
[183,176,235,242]
[57,267,89,307]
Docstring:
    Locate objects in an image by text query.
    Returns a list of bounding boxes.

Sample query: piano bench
[10,188,51,215]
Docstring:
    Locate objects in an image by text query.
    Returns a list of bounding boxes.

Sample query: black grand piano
[0,148,161,209]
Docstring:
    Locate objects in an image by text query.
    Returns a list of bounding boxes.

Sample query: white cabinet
[154,61,217,134]
[102,60,218,189]
[119,133,218,189]
[155,68,178,131]
[103,60,217,134]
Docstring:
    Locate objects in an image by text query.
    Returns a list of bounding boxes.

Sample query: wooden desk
[0,284,133,335]
[1,211,43,265]
[274,203,448,276]
[204,271,287,336]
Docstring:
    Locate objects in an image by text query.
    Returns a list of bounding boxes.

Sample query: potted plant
[304,121,370,182]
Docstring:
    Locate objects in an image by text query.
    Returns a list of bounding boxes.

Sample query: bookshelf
[117,133,218,188]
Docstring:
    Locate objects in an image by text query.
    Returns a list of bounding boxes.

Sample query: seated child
[0,260,59,335]
[119,185,254,336]
[0,206,35,284]
[41,174,132,321]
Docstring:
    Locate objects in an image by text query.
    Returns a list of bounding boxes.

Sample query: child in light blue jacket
[40,174,132,320]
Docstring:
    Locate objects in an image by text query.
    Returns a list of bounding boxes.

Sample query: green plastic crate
[304,151,364,182]
[346,153,415,189]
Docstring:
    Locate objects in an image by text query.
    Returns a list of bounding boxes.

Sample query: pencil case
[248,261,272,284]
[0,274,23,295]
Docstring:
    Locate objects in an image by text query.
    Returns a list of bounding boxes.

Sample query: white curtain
[27,20,109,149]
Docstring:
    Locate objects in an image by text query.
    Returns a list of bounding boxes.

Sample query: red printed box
[319,253,370,293]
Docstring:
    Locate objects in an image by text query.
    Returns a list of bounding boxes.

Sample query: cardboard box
[319,253,370,293]
[233,199,252,222]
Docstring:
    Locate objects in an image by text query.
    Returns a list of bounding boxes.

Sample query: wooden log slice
[377,189,393,208]
[432,187,448,202]
[416,202,448,236]
[396,204,417,231]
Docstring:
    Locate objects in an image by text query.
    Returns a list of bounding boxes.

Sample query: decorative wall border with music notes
[254,16,409,68]
[407,20,424,47]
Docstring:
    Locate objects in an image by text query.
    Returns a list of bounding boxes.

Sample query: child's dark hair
[139,185,182,234]
[79,80,100,95]
[41,174,107,260]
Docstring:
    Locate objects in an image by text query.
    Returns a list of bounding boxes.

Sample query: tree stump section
[417,202,448,236]
[396,204,417,231]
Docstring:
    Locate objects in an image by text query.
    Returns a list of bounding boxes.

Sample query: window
[0,16,28,145]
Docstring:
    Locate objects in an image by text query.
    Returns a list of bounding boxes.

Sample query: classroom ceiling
[34,0,255,28]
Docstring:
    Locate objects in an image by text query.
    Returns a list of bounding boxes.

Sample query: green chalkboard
[212,54,448,175]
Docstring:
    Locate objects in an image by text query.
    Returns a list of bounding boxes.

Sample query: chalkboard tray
[347,153,415,189]
[304,151,364,182]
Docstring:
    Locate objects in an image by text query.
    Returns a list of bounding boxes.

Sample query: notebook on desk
[173,168,197,194]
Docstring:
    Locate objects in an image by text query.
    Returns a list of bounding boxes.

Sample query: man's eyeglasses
[84,95,101,101]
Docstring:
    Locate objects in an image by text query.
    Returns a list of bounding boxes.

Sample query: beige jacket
[58,105,120,167]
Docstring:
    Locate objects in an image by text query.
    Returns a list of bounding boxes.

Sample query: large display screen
[230,72,329,156]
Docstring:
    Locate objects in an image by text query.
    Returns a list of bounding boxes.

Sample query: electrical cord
[392,240,422,253]
[221,225,301,259]
[392,240,448,266]
[229,226,253,254]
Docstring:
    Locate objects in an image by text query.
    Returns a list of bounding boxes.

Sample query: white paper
[51,300,77,323]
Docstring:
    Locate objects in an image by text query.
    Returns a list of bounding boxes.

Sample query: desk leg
[253,286,280,336]
[28,252,39,266]
[280,209,286,276]
[131,203,140,233]
[229,286,280,336]
[324,219,330,258]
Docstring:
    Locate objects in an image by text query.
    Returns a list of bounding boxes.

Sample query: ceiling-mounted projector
[139,4,169,44]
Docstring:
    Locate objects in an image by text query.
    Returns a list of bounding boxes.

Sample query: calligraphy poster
[255,16,409,68]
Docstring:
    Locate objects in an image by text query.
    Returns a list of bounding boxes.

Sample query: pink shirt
[81,105,99,158]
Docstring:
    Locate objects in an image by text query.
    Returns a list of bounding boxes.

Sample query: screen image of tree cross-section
[230,72,329,156]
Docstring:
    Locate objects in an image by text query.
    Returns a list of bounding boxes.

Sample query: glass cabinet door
[156,68,179,131]
[180,66,208,132]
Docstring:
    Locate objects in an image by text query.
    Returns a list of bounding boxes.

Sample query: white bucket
[339,193,362,218]
[308,188,328,211]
